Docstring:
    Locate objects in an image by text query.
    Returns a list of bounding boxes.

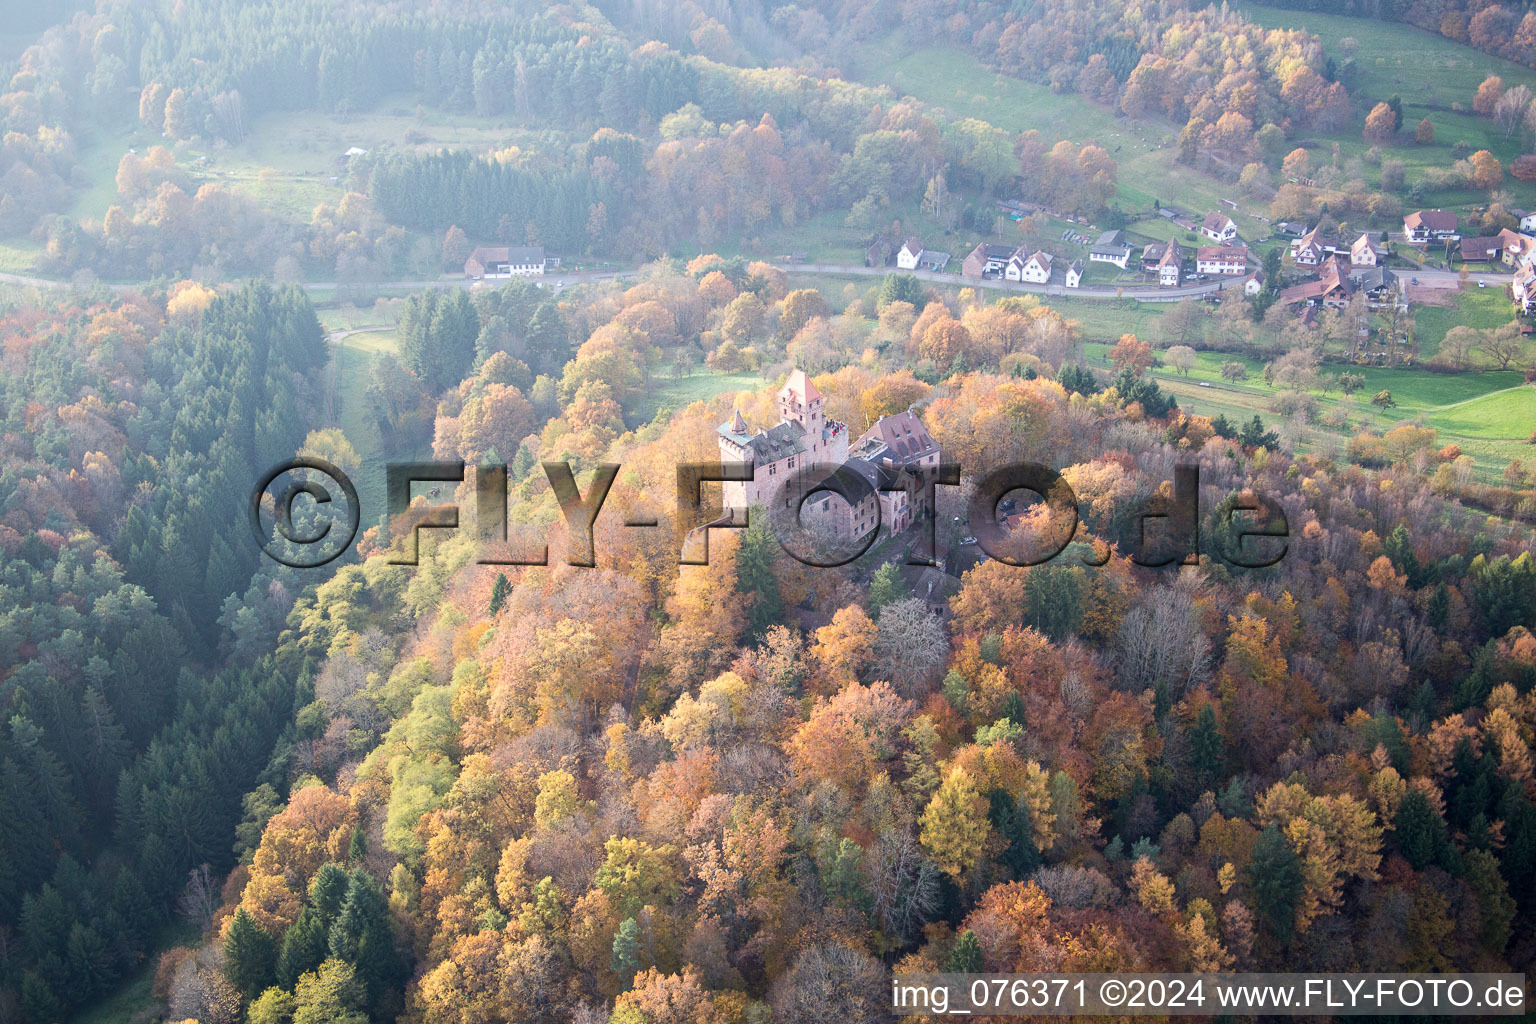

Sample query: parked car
[960,536,977,546]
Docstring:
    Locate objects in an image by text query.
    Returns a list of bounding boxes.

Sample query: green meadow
[627,371,763,426]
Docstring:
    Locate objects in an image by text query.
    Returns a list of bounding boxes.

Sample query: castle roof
[782,368,822,402]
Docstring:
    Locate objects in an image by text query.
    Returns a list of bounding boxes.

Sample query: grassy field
[62,127,134,224]
[1043,296,1170,342]
[627,371,762,425]
[1414,287,1521,357]
[1430,387,1536,439]
[0,237,42,275]
[317,300,402,332]
[186,99,563,221]
[330,329,398,518]
[1082,335,1533,477]
[855,42,1153,152]
[698,205,885,265]
[61,95,570,237]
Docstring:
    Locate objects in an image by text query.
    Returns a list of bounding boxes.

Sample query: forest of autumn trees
[1,0,1536,1020]
[0,232,1533,1023]
[101,260,1530,1024]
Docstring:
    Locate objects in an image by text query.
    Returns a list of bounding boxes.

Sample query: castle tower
[779,369,824,439]
[717,408,755,512]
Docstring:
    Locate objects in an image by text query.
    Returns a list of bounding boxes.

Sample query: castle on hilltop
[716,370,941,541]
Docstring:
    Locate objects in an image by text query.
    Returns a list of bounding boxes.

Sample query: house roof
[1202,211,1235,232]
[1278,280,1328,303]
[1500,229,1536,260]
[901,237,923,255]
[1319,256,1350,287]
[1091,230,1130,253]
[1353,267,1397,291]
[1159,240,1183,268]
[1460,236,1505,260]
[1294,225,1341,250]
[966,242,1017,262]
[1280,258,1352,304]
[1405,209,1457,232]
[466,245,545,265]
[1197,246,1248,261]
[1067,258,1083,274]
[1027,250,1053,269]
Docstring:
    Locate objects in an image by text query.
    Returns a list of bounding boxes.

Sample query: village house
[962,242,1020,279]
[1088,230,1134,268]
[896,238,925,270]
[1289,225,1346,266]
[1139,241,1169,274]
[865,236,898,268]
[1403,209,1459,244]
[464,245,552,279]
[995,199,1040,220]
[1065,259,1083,288]
[1522,212,1536,233]
[1010,250,1053,283]
[1496,228,1536,269]
[1350,233,1385,267]
[1278,256,1352,309]
[1352,267,1401,308]
[1158,240,1183,286]
[1244,268,1265,296]
[1514,264,1535,314]
[1195,246,1248,276]
[1201,211,1239,244]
